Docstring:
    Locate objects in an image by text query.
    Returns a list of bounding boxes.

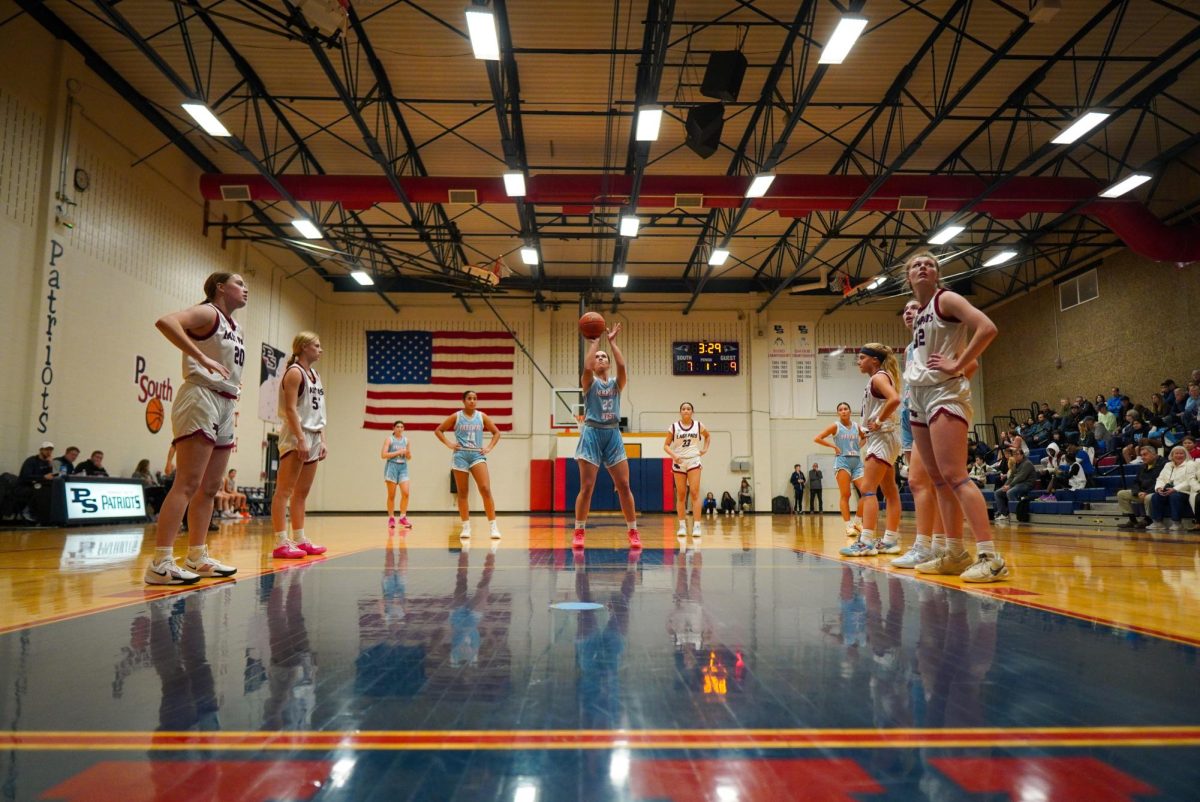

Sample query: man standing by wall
[808,463,823,513]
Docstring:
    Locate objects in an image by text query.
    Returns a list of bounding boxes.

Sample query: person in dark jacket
[808,463,823,513]
[993,450,1036,523]
[789,464,806,514]
[1117,446,1163,529]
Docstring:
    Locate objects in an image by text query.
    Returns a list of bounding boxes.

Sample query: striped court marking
[791,546,1200,648]
[4,727,1199,751]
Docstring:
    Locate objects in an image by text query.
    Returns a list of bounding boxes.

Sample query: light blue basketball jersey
[834,420,861,457]
[584,376,620,428]
[387,436,408,465]
[455,410,484,450]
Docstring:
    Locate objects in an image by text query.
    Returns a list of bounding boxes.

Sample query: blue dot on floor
[550,602,604,611]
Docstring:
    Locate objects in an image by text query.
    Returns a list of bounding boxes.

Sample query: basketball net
[840,272,853,297]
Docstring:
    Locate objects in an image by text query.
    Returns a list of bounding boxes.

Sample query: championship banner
[259,343,287,424]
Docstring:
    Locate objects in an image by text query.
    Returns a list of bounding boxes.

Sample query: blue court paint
[551,601,604,611]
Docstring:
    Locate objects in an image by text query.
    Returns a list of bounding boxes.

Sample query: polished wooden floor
[1,511,1198,801]
[2,511,1197,644]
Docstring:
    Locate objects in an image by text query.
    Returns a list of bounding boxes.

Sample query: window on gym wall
[1058,268,1099,311]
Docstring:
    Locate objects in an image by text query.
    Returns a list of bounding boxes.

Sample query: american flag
[363,330,515,431]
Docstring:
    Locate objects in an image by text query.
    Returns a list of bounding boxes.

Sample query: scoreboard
[672,341,740,376]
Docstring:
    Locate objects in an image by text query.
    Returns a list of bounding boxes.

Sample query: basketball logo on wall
[145,397,164,433]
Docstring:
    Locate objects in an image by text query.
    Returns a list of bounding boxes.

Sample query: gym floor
[1,512,1197,801]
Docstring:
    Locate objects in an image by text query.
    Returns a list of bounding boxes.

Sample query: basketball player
[905,252,1009,582]
[144,272,245,585]
[434,390,502,540]
[891,300,976,569]
[573,323,640,550]
[814,402,867,536]
[381,420,412,528]
[664,402,710,538]
[840,344,903,557]
[270,332,328,559]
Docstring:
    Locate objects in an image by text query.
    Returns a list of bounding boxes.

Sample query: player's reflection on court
[262,568,316,730]
[575,551,637,730]
[450,545,496,668]
[355,531,426,698]
[148,591,220,732]
[669,546,714,678]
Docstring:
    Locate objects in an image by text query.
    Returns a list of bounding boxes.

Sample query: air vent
[675,193,704,209]
[448,189,478,205]
[219,184,252,202]
[897,195,927,211]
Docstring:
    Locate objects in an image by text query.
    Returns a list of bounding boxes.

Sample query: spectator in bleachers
[720,491,736,515]
[702,492,717,515]
[73,450,109,477]
[993,449,1035,525]
[1023,413,1052,448]
[1168,386,1188,422]
[1106,387,1123,416]
[1183,383,1200,432]
[1056,404,1080,442]
[968,456,988,488]
[1078,418,1099,453]
[132,459,158,486]
[53,446,80,477]
[1147,446,1195,534]
[1076,395,1097,420]
[1150,394,1168,419]
[1160,379,1178,410]
[1116,409,1150,457]
[1183,436,1200,460]
[1044,450,1088,496]
[1096,404,1118,439]
[1117,446,1162,529]
[1071,442,1095,479]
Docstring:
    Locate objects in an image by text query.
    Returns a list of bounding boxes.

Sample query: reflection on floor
[1,512,1198,800]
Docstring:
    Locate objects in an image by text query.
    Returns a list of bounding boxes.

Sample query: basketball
[579,311,606,339]
[145,396,164,434]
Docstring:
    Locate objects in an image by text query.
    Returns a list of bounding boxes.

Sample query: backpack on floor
[771,495,791,514]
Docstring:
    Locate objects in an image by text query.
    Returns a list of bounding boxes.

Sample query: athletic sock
[946,537,965,556]
[574,520,586,530]
[293,528,308,544]
[154,547,173,563]
[186,545,205,561]
[882,529,900,546]
[914,534,932,550]
[976,539,996,555]
[859,528,875,545]
[275,531,289,545]
[932,534,947,553]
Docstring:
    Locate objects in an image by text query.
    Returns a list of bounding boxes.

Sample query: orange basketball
[145,397,164,434]
[579,311,606,339]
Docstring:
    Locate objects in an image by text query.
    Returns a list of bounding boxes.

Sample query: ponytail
[288,330,320,367]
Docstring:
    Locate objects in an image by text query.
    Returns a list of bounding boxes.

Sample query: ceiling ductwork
[199,173,1200,263]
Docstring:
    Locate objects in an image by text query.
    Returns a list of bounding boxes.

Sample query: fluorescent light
[520,246,538,265]
[612,272,629,288]
[635,106,662,141]
[928,224,964,245]
[1099,172,1152,198]
[619,215,640,237]
[1051,111,1110,145]
[818,17,868,64]
[983,249,1018,267]
[464,7,500,60]
[291,218,322,239]
[502,171,526,196]
[181,103,230,137]
[350,270,374,286]
[708,248,730,266]
[745,173,775,198]
[867,275,885,289]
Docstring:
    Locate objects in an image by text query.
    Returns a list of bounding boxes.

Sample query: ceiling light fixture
[708,248,730,266]
[818,17,868,64]
[291,218,322,239]
[745,173,775,198]
[464,6,500,60]
[1099,172,1152,198]
[502,171,526,197]
[612,272,629,289]
[350,270,374,286]
[520,246,539,265]
[1051,111,1110,145]
[983,250,1018,267]
[619,215,640,237]
[181,103,230,137]
[635,106,663,141]
[927,224,965,245]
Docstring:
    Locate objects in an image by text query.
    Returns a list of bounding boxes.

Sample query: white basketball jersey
[903,290,969,387]
[280,364,327,431]
[670,420,704,459]
[861,371,897,432]
[184,303,244,397]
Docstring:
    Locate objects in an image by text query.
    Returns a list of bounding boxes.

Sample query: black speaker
[685,103,725,159]
[701,50,748,102]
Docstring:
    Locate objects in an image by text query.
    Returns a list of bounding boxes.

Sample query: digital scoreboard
[672,341,740,376]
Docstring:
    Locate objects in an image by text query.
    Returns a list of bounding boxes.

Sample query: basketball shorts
[834,454,864,481]
[280,427,324,463]
[900,404,913,452]
[865,428,902,466]
[672,455,702,474]
[575,425,627,468]
[452,449,486,472]
[385,461,409,483]
[172,380,237,449]
[908,375,973,428]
